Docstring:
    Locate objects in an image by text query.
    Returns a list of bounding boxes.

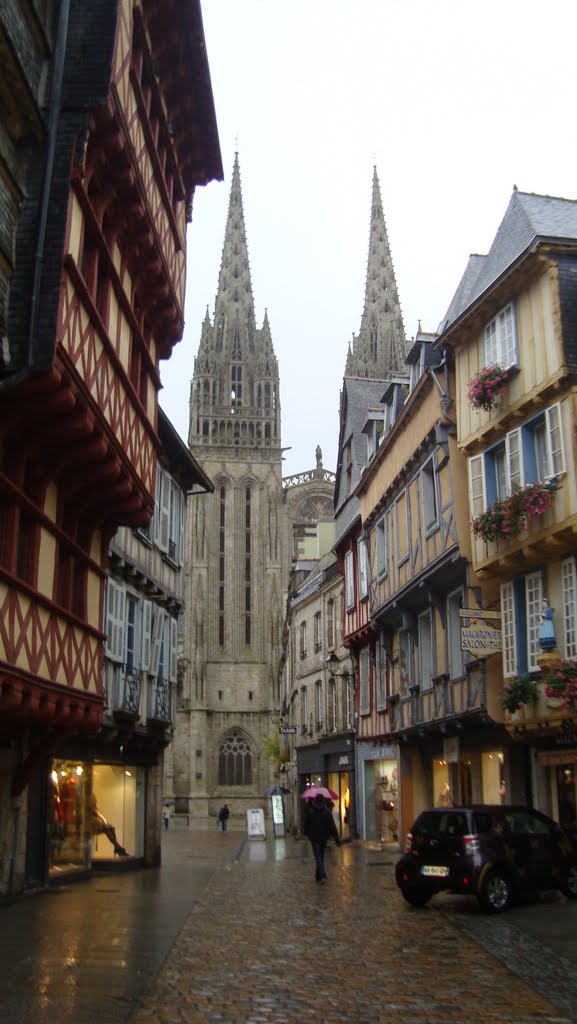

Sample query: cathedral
[173,156,399,818]
[174,155,290,817]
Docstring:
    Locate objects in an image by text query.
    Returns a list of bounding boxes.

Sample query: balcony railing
[111,668,142,719]
[148,677,172,724]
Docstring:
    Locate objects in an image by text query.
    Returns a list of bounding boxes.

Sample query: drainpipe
[0,0,71,393]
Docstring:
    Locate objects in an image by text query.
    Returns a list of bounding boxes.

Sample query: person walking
[303,794,341,882]
[217,804,230,832]
[162,803,171,831]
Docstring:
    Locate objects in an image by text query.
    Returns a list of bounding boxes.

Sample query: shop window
[49,760,90,874]
[218,729,252,785]
[481,751,505,804]
[92,762,144,861]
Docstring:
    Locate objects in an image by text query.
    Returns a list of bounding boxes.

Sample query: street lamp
[326,651,350,678]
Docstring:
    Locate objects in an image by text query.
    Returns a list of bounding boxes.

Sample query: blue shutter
[514,577,528,675]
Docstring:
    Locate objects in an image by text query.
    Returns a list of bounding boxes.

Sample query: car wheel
[401,886,432,907]
[478,869,513,913]
[560,862,577,899]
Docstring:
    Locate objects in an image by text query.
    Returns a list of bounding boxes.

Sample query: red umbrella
[300,785,339,801]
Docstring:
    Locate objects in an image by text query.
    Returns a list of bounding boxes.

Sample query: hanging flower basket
[500,674,539,714]
[471,481,555,543]
[467,364,512,412]
[542,660,577,714]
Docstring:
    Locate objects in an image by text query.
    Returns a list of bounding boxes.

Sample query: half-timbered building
[0,0,221,896]
[439,190,577,827]
[358,331,520,845]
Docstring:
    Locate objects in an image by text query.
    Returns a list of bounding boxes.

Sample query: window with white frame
[525,572,543,673]
[418,610,433,690]
[154,467,185,564]
[484,302,518,368]
[468,403,566,516]
[375,515,388,579]
[345,549,355,609]
[562,557,577,659]
[447,588,465,679]
[313,612,322,652]
[359,646,370,715]
[421,458,438,534]
[316,680,324,730]
[376,633,387,709]
[501,581,517,678]
[357,539,369,600]
[299,620,307,659]
[500,573,543,677]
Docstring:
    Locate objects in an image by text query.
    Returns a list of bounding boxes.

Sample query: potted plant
[500,674,539,714]
[472,481,555,543]
[467,364,512,412]
[542,660,577,714]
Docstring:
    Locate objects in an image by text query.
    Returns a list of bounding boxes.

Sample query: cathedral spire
[347,167,407,378]
[189,155,281,451]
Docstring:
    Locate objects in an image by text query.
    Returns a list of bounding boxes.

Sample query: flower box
[472,481,555,543]
[542,660,577,714]
[467,364,512,412]
[500,674,539,714]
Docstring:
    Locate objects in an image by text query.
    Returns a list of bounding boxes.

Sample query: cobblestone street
[133,832,576,1024]
[1,823,577,1024]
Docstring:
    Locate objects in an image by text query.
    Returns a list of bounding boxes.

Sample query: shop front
[296,734,356,839]
[48,757,146,878]
[356,741,399,842]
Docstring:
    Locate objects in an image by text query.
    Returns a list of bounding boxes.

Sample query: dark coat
[303,801,340,844]
[218,805,230,821]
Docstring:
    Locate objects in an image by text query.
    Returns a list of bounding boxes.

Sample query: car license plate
[421,865,449,877]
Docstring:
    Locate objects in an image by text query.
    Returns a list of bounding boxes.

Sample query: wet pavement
[1,823,577,1024]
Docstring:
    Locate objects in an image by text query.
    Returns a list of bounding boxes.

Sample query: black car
[395,805,577,913]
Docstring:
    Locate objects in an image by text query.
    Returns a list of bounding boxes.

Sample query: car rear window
[412,811,470,837]
[473,812,495,833]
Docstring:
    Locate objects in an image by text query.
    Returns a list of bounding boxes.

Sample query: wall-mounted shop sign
[459,609,502,620]
[461,625,502,655]
[338,754,350,767]
[279,726,297,734]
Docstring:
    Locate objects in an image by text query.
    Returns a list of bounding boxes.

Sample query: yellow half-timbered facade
[439,189,577,829]
[358,335,520,845]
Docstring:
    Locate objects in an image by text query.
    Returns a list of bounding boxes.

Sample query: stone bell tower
[174,153,289,817]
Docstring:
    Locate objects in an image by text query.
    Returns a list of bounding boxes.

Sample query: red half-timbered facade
[0,0,222,897]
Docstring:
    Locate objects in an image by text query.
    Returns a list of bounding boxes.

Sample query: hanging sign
[459,609,501,620]
[461,625,502,655]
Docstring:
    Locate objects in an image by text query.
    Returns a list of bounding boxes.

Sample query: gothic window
[218,729,253,785]
[264,383,271,410]
[231,365,242,408]
[245,487,252,646]
[257,383,262,408]
[218,486,226,647]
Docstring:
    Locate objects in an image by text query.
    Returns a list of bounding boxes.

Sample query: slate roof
[334,376,391,546]
[439,190,577,334]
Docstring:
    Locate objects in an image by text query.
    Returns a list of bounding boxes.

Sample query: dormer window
[484,302,518,369]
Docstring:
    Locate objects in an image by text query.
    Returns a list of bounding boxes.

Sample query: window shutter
[500,582,517,678]
[141,600,153,672]
[150,605,164,677]
[545,403,565,477]
[561,557,577,658]
[158,469,170,552]
[178,485,185,565]
[525,572,543,672]
[468,455,486,518]
[105,580,125,663]
[505,429,523,491]
[169,617,178,682]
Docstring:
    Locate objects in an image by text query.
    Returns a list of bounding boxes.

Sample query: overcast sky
[159,0,577,479]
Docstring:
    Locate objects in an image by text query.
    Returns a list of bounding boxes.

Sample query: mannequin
[92,794,128,856]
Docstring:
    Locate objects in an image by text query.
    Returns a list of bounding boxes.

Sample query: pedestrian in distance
[218,804,230,832]
[303,794,341,882]
[162,803,170,831]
